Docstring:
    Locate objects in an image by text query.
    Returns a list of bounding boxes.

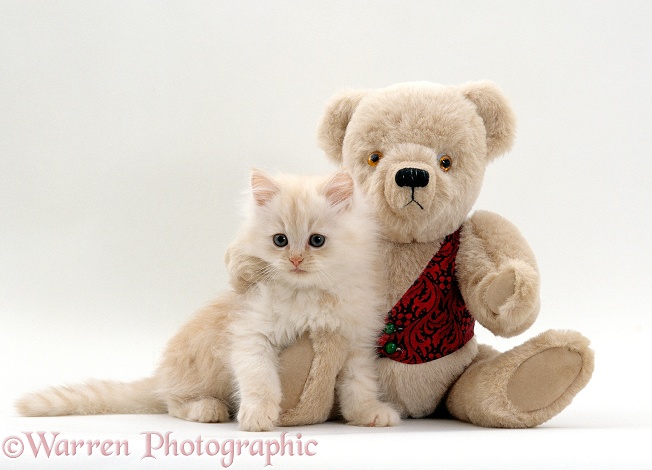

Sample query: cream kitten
[16,170,399,431]
[227,170,398,431]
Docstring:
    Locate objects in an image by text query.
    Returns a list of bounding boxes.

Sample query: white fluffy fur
[229,170,399,430]
[16,170,399,431]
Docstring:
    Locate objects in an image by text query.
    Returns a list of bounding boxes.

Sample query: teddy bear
[229,80,594,428]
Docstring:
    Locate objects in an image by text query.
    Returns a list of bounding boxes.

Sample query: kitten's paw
[237,401,280,432]
[346,402,401,427]
[169,398,230,423]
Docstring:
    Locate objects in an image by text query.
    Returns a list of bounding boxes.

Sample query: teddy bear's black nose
[395,168,430,188]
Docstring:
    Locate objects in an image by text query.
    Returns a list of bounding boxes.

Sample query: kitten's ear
[250,169,280,206]
[324,171,355,211]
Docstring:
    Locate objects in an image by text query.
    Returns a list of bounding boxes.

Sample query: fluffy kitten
[16,170,399,431]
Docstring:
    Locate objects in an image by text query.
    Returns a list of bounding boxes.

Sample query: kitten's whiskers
[314,266,338,291]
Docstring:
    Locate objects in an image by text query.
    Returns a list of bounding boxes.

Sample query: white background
[1,1,651,469]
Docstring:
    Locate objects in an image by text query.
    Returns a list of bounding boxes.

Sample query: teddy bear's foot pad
[506,346,583,412]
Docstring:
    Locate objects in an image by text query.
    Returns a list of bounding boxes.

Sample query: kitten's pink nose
[289,255,304,268]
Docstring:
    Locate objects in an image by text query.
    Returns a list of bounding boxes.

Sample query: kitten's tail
[15,377,166,417]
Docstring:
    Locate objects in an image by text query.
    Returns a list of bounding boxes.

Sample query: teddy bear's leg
[445,329,594,428]
[277,330,348,426]
[278,333,315,412]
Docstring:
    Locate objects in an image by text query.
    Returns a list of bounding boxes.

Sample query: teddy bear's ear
[460,81,517,162]
[317,89,368,164]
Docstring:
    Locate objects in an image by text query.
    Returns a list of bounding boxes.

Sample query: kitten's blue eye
[309,234,326,248]
[273,234,288,247]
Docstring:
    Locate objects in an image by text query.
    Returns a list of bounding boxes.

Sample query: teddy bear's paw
[345,401,401,427]
[237,400,280,432]
[168,397,230,423]
[485,268,516,314]
[482,260,540,337]
[447,329,594,428]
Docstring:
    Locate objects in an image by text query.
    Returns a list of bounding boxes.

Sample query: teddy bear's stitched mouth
[404,188,425,210]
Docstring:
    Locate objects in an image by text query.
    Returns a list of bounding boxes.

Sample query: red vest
[377,229,475,364]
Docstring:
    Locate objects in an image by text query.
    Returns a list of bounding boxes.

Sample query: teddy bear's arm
[224,241,268,294]
[457,210,541,337]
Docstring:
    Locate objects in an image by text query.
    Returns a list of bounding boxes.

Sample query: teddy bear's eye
[439,154,452,172]
[367,152,383,167]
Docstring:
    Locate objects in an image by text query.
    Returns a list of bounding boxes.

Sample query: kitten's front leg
[230,333,282,432]
[338,347,401,427]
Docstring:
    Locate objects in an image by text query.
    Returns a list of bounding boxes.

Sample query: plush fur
[243,80,594,428]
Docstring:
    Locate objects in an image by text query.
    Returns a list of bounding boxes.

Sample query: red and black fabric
[377,228,475,364]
